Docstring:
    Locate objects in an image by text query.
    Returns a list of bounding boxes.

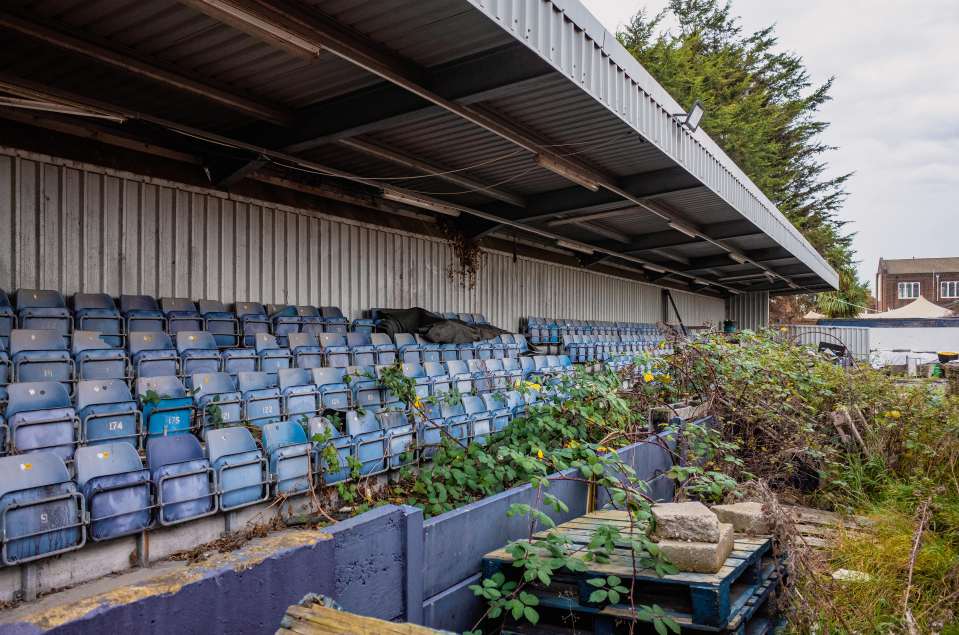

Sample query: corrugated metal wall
[726,292,769,330]
[786,325,870,360]
[0,148,725,330]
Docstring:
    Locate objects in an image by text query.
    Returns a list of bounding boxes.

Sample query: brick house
[875,257,959,312]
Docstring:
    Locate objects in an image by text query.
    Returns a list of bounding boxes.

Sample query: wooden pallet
[499,560,783,635]
[483,510,778,629]
[277,596,450,635]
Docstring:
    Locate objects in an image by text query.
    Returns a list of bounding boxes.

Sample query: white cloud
[582,0,959,289]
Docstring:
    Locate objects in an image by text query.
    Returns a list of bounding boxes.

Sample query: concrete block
[652,501,720,543]
[711,502,771,535]
[148,515,226,562]
[657,523,734,574]
[33,537,137,596]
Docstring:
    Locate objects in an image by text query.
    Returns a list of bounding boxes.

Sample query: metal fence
[785,324,871,360]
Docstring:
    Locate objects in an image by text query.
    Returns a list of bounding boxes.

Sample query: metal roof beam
[0,11,292,126]
[613,219,761,253]
[338,138,525,207]
[662,247,793,272]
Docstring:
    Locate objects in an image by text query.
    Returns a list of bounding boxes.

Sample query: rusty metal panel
[0,147,725,330]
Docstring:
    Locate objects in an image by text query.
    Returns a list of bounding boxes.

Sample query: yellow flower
[513,380,523,388]
[524,381,542,392]
[596,446,609,453]
[643,372,655,383]
[887,410,902,420]
[536,449,544,459]
[413,398,423,410]
[565,439,579,449]
[780,326,788,332]
[660,374,672,384]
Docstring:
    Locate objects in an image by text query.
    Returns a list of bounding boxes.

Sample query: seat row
[0,377,552,566]
[0,288,363,349]
[523,317,664,345]
[561,334,666,363]
[0,328,530,393]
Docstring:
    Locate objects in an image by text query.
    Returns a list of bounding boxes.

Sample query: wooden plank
[278,603,445,635]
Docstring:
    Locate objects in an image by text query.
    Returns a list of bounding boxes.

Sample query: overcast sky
[582,0,959,291]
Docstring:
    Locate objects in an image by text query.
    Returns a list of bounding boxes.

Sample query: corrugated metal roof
[0,0,839,295]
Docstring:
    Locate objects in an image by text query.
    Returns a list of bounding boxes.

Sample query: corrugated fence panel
[787,325,870,360]
[0,148,723,330]
[726,292,769,330]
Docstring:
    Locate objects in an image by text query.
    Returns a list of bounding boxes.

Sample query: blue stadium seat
[319,307,349,335]
[204,426,268,511]
[512,334,529,355]
[370,333,397,365]
[6,381,78,462]
[237,371,282,427]
[137,376,193,437]
[308,416,352,484]
[465,359,492,393]
[519,357,537,380]
[378,405,414,468]
[462,394,493,443]
[501,357,523,386]
[499,334,519,358]
[437,399,471,444]
[266,304,301,347]
[473,339,494,361]
[288,333,324,369]
[160,297,203,335]
[0,290,13,347]
[0,343,8,390]
[73,330,129,381]
[350,318,376,335]
[197,300,239,348]
[482,392,512,432]
[445,360,474,394]
[120,294,165,333]
[393,333,422,364]
[318,333,350,368]
[15,289,72,338]
[191,372,242,430]
[456,341,476,361]
[261,420,311,495]
[76,379,140,448]
[220,345,258,377]
[414,335,441,363]
[472,314,489,325]
[127,331,179,378]
[176,331,222,376]
[457,313,474,324]
[505,390,528,418]
[399,362,431,400]
[347,366,381,408]
[346,333,376,367]
[235,302,270,347]
[254,333,292,376]
[75,443,151,541]
[73,293,123,347]
[344,409,386,476]
[10,329,74,385]
[0,452,85,564]
[296,306,324,337]
[146,434,216,526]
[483,359,509,391]
[440,340,459,363]
[442,312,457,320]
[277,368,321,422]
[423,361,452,395]
[310,367,351,411]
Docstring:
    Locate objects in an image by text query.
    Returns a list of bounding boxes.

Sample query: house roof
[880,257,959,274]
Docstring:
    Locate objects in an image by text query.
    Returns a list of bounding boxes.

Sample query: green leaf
[606,575,622,586]
[654,619,667,635]
[586,577,606,588]
[608,589,620,605]
[519,591,539,606]
[588,589,608,603]
[523,606,539,624]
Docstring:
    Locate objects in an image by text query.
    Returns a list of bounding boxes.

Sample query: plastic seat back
[0,452,84,564]
[6,381,77,460]
[261,421,311,494]
[76,379,139,447]
[146,435,215,525]
[137,376,192,437]
[204,426,267,510]
[75,443,151,540]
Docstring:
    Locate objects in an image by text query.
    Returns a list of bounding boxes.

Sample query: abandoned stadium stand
[0,286,666,583]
